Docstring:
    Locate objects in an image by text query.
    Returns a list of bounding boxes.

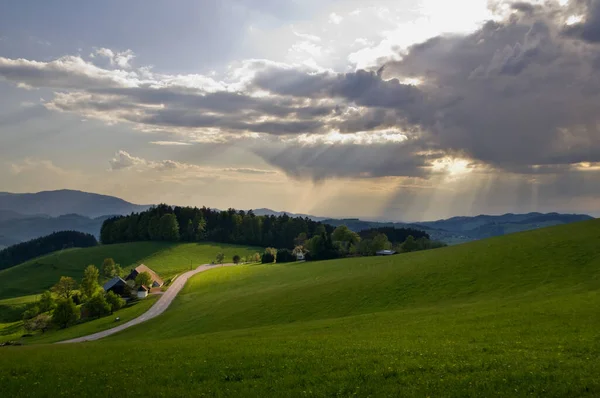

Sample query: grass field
[0,242,262,301]
[0,295,159,345]
[1,220,599,396]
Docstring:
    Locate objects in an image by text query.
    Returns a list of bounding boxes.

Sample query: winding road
[57,263,235,344]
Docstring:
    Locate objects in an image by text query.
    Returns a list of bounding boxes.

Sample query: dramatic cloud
[2,0,600,185]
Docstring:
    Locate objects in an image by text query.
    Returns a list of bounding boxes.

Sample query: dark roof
[102,276,127,291]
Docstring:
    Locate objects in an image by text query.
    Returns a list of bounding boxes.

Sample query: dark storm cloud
[252,67,422,109]
[563,0,600,43]
[251,139,434,180]
[381,9,600,172]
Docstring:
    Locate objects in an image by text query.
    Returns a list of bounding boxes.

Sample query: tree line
[0,231,98,271]
[100,204,335,248]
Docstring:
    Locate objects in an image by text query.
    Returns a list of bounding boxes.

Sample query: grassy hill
[1,220,599,396]
[0,242,262,301]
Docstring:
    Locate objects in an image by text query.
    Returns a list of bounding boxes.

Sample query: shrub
[38,290,55,313]
[24,313,51,334]
[22,305,40,321]
[276,249,296,263]
[85,293,111,318]
[105,291,125,314]
[52,298,80,329]
[261,252,275,264]
[233,254,241,264]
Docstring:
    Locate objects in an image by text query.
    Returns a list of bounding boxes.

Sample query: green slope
[0,242,261,300]
[1,220,599,396]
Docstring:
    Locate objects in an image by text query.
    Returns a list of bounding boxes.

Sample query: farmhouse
[125,264,164,287]
[137,285,149,299]
[102,276,129,296]
[376,250,397,256]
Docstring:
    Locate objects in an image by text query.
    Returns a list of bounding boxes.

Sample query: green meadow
[1,220,599,396]
[0,242,262,300]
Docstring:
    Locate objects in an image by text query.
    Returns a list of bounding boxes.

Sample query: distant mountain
[0,213,109,246]
[0,190,150,218]
[413,212,594,241]
[255,209,593,245]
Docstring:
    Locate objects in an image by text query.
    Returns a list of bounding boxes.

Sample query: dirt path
[57,263,235,344]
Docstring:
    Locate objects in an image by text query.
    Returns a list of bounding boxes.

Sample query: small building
[125,264,164,288]
[102,276,129,296]
[137,285,149,299]
[376,249,397,256]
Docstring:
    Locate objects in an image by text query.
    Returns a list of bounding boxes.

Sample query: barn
[102,276,129,297]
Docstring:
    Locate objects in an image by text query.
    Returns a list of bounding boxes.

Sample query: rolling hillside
[0,242,261,301]
[0,220,599,396]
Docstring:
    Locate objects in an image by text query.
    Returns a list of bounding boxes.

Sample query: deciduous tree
[105,291,125,314]
[38,291,55,313]
[102,258,116,278]
[85,293,111,318]
[52,298,80,329]
[80,265,100,300]
[135,271,153,287]
[52,276,76,299]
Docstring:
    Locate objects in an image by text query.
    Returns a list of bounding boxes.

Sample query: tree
[0,231,98,271]
[261,251,275,264]
[52,276,76,299]
[371,233,391,253]
[215,252,225,264]
[24,313,51,334]
[135,271,153,287]
[232,254,241,264]
[85,293,111,318]
[80,265,100,300]
[253,253,261,262]
[38,291,55,313]
[52,298,80,328]
[400,235,418,253]
[102,258,116,278]
[276,249,296,263]
[114,264,123,277]
[105,291,125,314]
[294,232,308,247]
[159,214,180,241]
[22,305,40,321]
[332,225,360,246]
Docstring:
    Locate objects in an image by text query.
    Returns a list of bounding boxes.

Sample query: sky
[1,0,599,221]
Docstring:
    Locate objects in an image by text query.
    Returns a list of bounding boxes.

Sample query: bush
[233,254,241,264]
[52,298,80,329]
[24,313,51,333]
[85,293,111,318]
[105,291,126,314]
[276,249,296,263]
[261,252,275,264]
[38,291,55,313]
[22,305,40,321]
